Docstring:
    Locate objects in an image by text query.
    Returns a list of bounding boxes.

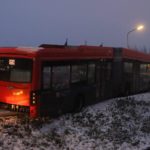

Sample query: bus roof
[0,45,150,62]
[0,45,113,60]
[122,48,150,62]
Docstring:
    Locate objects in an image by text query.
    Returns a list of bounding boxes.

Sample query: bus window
[147,64,150,73]
[124,62,133,73]
[106,62,112,81]
[0,57,32,83]
[140,64,147,74]
[71,64,87,83]
[10,69,31,82]
[52,66,70,89]
[88,64,95,84]
[43,67,51,89]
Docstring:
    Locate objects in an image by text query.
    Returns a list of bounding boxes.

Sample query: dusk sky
[0,0,150,50]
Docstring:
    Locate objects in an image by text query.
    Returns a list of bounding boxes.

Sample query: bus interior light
[31,99,36,105]
[32,96,36,100]
[32,92,36,96]
[32,100,36,104]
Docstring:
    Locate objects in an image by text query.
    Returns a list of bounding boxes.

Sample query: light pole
[127,25,144,48]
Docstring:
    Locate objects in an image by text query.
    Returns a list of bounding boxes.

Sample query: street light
[127,25,144,48]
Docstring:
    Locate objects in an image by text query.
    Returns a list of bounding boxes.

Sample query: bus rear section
[0,57,33,115]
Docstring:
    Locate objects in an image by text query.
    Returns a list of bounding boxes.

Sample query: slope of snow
[0,93,150,150]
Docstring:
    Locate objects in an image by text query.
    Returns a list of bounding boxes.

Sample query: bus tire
[73,96,84,113]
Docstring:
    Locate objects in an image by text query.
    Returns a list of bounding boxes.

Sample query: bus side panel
[30,58,41,118]
[39,91,62,116]
[112,48,124,97]
[39,84,96,116]
[71,84,97,107]
[96,60,113,100]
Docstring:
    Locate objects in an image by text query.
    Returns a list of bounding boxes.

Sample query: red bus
[0,44,150,118]
[0,45,113,118]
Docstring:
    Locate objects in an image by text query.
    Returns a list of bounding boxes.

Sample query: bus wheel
[73,96,84,113]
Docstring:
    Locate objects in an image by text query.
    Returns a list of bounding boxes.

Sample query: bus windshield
[0,57,33,83]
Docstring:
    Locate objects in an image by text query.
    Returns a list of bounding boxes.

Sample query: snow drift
[0,93,150,150]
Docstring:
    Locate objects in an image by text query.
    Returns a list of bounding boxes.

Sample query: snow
[0,93,150,150]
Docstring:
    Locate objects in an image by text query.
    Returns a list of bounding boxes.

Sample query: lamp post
[127,25,144,48]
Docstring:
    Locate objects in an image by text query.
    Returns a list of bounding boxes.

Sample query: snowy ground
[0,93,150,150]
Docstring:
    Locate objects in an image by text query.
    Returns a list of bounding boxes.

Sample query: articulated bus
[0,44,150,118]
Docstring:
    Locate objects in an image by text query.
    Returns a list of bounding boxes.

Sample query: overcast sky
[0,0,150,50]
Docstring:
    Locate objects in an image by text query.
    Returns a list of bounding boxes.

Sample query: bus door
[40,64,71,116]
